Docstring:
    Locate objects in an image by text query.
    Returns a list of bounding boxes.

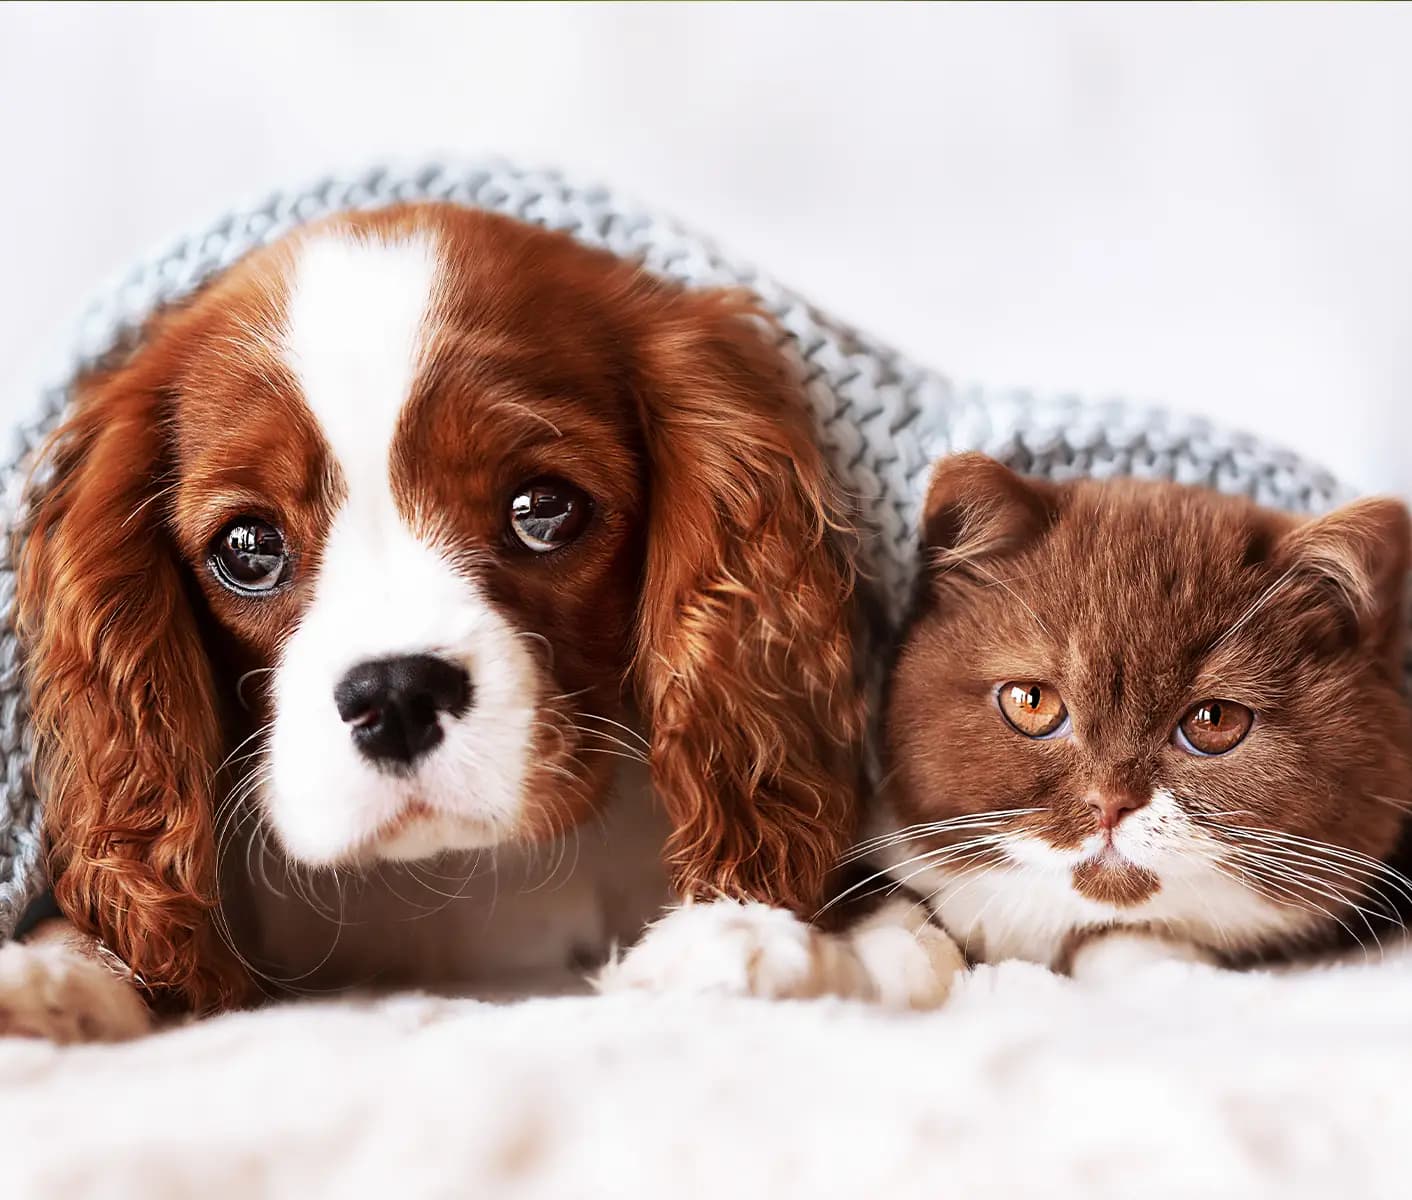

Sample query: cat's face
[885,454,1412,960]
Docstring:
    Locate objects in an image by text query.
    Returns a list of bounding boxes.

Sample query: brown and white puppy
[877,453,1412,980]
[5,204,874,1037]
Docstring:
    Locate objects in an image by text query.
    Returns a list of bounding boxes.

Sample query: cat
[607,451,1412,998]
[868,451,1412,978]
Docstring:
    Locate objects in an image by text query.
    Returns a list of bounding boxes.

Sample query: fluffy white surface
[4,950,1412,1198]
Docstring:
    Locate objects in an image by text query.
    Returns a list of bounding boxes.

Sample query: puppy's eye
[998,681,1068,738]
[509,478,592,553]
[1175,700,1253,756]
[210,518,288,595]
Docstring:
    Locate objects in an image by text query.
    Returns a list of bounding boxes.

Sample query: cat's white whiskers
[1226,839,1407,922]
[1205,815,1412,939]
[1227,846,1394,945]
[1221,852,1375,958]
[940,858,1019,960]
[922,833,1026,917]
[821,840,1009,915]
[1197,807,1260,822]
[891,841,1019,926]
[817,834,1013,917]
[838,809,1041,866]
[945,847,1031,949]
[933,544,1053,639]
[1207,822,1412,910]
[1201,849,1307,922]
[1207,563,1300,652]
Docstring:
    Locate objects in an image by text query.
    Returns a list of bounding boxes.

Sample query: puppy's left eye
[210,518,288,595]
[509,478,593,553]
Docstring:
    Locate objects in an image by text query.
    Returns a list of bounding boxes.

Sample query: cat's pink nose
[1085,790,1148,831]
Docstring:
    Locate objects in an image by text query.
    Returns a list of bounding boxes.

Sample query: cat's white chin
[881,788,1323,969]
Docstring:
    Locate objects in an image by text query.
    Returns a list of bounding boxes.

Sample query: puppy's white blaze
[267,233,540,864]
[283,232,438,475]
[890,788,1321,967]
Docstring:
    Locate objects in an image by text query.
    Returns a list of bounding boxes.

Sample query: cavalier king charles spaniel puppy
[0,204,956,1041]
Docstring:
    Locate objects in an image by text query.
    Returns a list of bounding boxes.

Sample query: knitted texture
[0,159,1348,941]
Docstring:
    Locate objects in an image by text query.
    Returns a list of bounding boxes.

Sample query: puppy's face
[165,209,646,864]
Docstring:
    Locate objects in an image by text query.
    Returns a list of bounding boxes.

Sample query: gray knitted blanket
[0,159,1346,942]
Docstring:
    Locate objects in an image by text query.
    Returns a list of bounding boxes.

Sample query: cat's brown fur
[880,453,1412,969]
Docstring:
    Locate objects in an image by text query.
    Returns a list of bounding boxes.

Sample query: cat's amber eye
[997,682,1069,738]
[1176,700,1254,756]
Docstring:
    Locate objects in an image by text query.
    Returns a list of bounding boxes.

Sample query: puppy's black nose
[334,654,471,767]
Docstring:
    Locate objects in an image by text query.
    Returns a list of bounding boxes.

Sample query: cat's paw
[1066,928,1217,984]
[597,899,868,1001]
[0,941,152,1044]
[846,898,968,1009]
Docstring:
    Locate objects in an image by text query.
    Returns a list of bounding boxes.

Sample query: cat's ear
[1276,497,1411,670]
[921,453,1055,572]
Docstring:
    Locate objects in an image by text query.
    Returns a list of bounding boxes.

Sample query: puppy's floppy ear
[1274,496,1411,674]
[17,322,244,1013]
[921,452,1055,575]
[632,291,864,912]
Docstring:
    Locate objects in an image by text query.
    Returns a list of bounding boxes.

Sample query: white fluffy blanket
[4,951,1411,1199]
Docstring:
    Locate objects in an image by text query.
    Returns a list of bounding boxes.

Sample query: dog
[3,203,895,1038]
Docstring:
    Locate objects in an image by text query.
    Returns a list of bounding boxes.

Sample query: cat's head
[885,452,1412,958]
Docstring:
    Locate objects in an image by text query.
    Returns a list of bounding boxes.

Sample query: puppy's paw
[845,898,967,1010]
[0,941,152,1044]
[1066,928,1216,985]
[597,899,868,1001]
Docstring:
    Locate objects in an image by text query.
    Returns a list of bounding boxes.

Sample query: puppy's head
[19,206,863,1009]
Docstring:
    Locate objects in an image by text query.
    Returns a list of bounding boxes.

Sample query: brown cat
[875,452,1412,976]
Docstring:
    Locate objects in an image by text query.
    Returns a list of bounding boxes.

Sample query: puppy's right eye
[210,518,289,595]
[998,681,1068,738]
[509,478,593,553]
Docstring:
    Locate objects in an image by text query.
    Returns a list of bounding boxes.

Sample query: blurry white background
[1,1,1409,495]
